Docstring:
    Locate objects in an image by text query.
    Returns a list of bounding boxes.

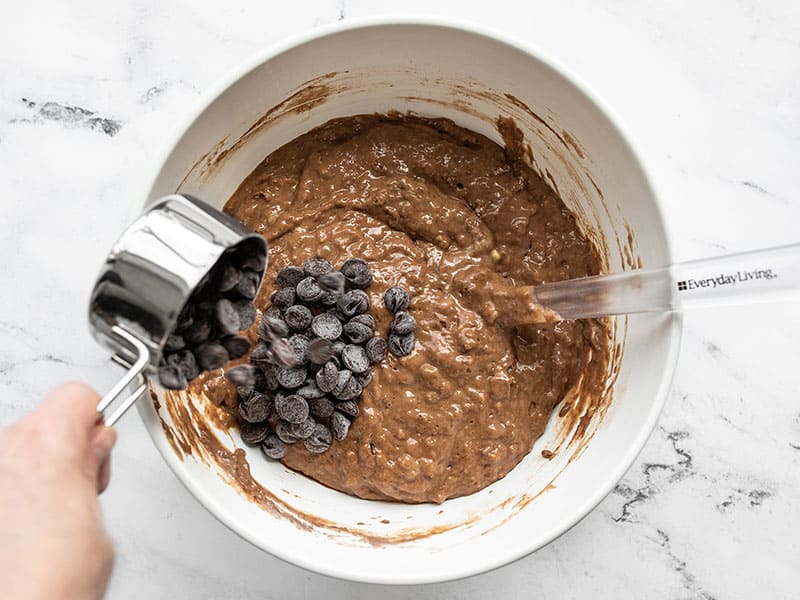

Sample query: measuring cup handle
[96,326,151,426]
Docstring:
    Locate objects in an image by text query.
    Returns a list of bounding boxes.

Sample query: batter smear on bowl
[216,114,611,504]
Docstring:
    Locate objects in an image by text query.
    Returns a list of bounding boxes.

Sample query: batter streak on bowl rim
[155,110,617,513]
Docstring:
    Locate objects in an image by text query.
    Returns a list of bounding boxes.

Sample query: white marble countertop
[1,1,799,598]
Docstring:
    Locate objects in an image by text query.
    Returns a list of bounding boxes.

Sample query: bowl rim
[137,14,683,584]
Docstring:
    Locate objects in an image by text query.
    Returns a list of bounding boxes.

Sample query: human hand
[0,382,117,600]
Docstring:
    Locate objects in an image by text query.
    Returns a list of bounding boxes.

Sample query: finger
[89,427,117,493]
[97,456,112,494]
[33,382,103,444]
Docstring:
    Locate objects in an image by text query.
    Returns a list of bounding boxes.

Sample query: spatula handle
[532,243,800,320]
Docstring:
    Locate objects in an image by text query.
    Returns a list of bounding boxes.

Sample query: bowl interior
[140,21,680,584]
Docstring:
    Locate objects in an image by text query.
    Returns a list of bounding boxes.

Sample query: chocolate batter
[215,114,609,504]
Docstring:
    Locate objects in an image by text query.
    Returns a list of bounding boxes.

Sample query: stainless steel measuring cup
[88,194,267,425]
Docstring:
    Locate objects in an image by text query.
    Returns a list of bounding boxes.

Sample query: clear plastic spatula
[512,242,800,323]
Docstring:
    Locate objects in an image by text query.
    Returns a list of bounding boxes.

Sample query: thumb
[33,382,118,492]
[90,427,117,494]
[33,381,103,446]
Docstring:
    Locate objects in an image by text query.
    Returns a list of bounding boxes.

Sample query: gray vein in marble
[719,412,750,436]
[718,174,787,205]
[653,529,718,600]
[791,412,800,450]
[613,426,696,523]
[15,98,122,136]
[0,353,114,378]
[716,487,773,512]
[684,330,750,385]
[740,180,773,195]
[0,352,71,376]
[703,339,725,359]
[140,85,166,104]
[0,320,30,338]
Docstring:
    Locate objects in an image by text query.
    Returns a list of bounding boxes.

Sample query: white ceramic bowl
[140,17,681,584]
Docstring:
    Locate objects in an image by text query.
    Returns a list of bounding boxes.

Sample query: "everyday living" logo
[677,268,777,292]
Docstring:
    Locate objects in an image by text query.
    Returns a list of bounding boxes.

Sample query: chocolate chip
[236,270,260,299]
[215,299,241,335]
[240,420,269,445]
[317,271,346,295]
[287,334,309,364]
[325,306,348,323]
[277,266,305,288]
[237,251,266,273]
[263,305,283,321]
[336,289,369,317]
[184,317,212,344]
[350,313,375,329]
[194,299,216,317]
[303,257,333,278]
[284,305,312,331]
[388,332,415,357]
[343,321,372,344]
[296,276,324,303]
[356,368,373,388]
[164,334,185,352]
[239,391,270,423]
[307,338,334,365]
[270,338,299,368]
[383,286,409,313]
[303,423,332,454]
[311,313,343,341]
[365,337,388,363]
[336,400,359,418]
[319,291,338,306]
[233,300,257,329]
[308,396,335,419]
[217,263,241,292]
[259,315,290,340]
[262,434,287,459]
[276,365,307,389]
[250,341,271,364]
[341,344,369,374]
[261,364,279,391]
[157,365,187,390]
[316,360,338,393]
[167,350,200,380]
[222,335,250,359]
[331,411,351,441]
[267,406,280,427]
[271,288,296,310]
[333,369,362,400]
[275,421,299,444]
[289,416,317,440]
[194,342,229,370]
[391,311,416,335]
[340,258,372,289]
[275,393,309,424]
[176,303,194,331]
[225,364,256,387]
[297,380,324,399]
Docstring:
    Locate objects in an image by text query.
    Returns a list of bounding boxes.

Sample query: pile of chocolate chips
[157,246,263,390]
[225,258,415,459]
